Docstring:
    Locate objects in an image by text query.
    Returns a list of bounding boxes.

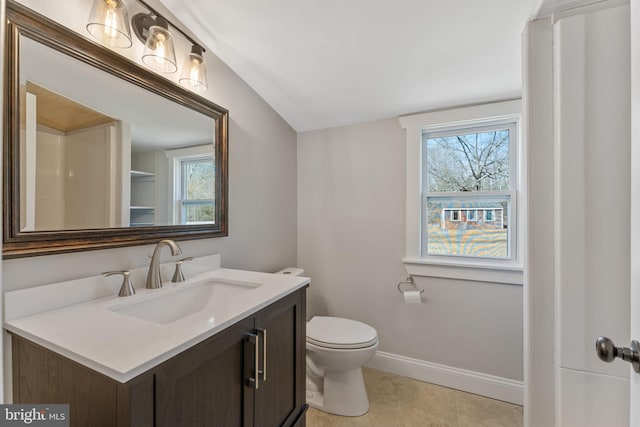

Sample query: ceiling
[536,0,611,16]
[26,82,115,132]
[160,0,542,132]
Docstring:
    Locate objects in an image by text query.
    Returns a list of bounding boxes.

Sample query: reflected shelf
[131,170,155,180]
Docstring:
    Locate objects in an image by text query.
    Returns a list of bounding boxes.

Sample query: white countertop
[4,261,309,383]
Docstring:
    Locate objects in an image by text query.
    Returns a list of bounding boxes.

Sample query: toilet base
[306,367,369,417]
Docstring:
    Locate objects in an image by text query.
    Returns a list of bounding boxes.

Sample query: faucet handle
[102,271,136,297]
[171,257,194,283]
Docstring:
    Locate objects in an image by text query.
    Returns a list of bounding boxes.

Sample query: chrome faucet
[146,239,182,289]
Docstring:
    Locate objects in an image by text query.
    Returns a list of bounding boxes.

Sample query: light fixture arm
[132,0,205,53]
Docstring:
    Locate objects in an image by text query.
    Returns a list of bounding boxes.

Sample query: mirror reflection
[19,36,216,232]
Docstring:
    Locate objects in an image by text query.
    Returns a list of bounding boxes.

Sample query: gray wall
[297,117,523,382]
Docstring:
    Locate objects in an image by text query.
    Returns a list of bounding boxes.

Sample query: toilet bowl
[306,316,378,417]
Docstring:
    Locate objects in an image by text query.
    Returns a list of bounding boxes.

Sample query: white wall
[29,123,123,230]
[3,0,298,399]
[64,125,115,229]
[522,16,556,427]
[34,130,65,230]
[297,118,524,395]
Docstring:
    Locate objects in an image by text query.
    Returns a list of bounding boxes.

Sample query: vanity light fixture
[86,0,132,48]
[134,14,178,74]
[179,44,208,92]
[87,0,209,92]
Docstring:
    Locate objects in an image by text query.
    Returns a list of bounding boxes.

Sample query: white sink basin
[108,280,260,324]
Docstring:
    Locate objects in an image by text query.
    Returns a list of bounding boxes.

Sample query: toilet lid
[306,316,378,349]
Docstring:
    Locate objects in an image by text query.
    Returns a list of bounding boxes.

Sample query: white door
[527,3,637,425]
[590,1,640,425]
[553,4,632,426]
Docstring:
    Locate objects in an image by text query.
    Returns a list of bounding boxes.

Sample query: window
[485,209,495,222]
[422,121,516,260]
[179,157,215,224]
[166,145,215,225]
[399,100,522,284]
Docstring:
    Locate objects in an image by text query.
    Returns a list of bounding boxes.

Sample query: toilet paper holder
[397,276,423,295]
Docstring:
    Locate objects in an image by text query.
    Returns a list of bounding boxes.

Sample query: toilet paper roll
[403,290,422,304]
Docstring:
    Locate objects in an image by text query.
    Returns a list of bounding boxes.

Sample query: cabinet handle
[247,333,259,390]
[257,328,267,382]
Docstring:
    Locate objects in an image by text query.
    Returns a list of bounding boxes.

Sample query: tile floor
[306,368,523,427]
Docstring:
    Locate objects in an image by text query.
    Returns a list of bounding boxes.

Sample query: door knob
[595,337,640,373]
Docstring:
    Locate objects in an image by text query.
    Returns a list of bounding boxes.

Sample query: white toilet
[305,316,378,416]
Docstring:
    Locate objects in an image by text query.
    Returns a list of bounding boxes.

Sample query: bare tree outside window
[184,159,214,199]
[425,130,510,192]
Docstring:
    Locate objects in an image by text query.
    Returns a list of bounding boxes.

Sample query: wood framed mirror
[3,1,229,258]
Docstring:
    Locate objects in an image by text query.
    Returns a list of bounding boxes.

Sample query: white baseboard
[365,351,523,405]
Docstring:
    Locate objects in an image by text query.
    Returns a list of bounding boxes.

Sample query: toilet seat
[306,336,378,350]
[307,316,378,350]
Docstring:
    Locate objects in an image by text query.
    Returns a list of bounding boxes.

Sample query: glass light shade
[142,20,177,74]
[86,0,132,48]
[179,46,208,92]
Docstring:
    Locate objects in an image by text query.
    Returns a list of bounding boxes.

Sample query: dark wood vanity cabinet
[11,288,308,427]
[253,294,306,427]
[154,316,255,427]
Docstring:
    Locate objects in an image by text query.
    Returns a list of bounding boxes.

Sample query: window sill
[402,257,523,285]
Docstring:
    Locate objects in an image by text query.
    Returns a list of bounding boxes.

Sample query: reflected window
[179,157,215,224]
[167,145,215,225]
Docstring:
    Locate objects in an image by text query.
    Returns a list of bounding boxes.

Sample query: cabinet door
[253,289,307,427]
[155,318,256,427]
[11,336,120,427]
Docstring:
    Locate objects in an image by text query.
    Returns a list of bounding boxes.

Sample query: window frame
[421,119,518,261]
[398,100,524,285]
